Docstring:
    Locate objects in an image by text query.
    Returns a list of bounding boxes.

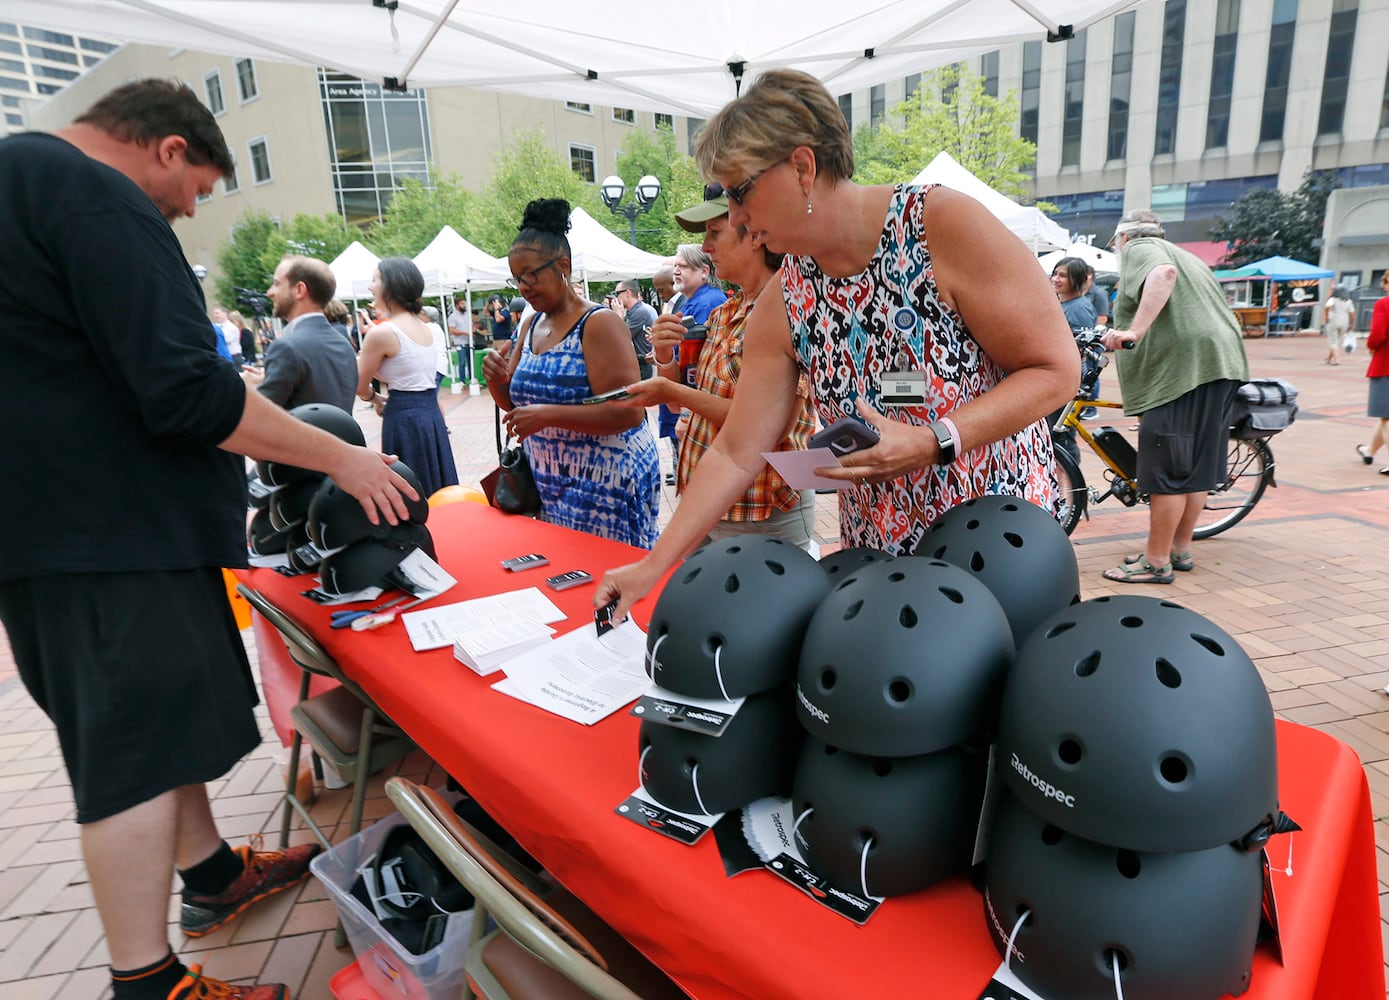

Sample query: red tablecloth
[242,502,1384,1000]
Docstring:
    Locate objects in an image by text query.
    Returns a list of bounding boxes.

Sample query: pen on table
[350,594,434,631]
[330,593,411,629]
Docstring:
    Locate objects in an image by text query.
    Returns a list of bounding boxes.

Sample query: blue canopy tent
[1214,256,1335,335]
[1213,256,1335,281]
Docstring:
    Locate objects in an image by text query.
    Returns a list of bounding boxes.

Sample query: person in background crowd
[1356,272,1389,470]
[1101,209,1249,584]
[357,259,460,498]
[596,69,1075,622]
[0,77,414,1000]
[654,262,681,315]
[1049,256,1097,466]
[229,310,256,366]
[324,298,353,347]
[613,278,658,379]
[483,198,659,547]
[1085,265,1110,326]
[485,292,513,343]
[1323,284,1356,366]
[421,304,452,416]
[212,306,242,368]
[658,245,727,484]
[620,185,817,549]
[447,297,472,381]
[245,254,358,413]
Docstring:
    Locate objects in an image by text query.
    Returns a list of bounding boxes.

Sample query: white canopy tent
[411,225,510,294]
[911,152,1070,253]
[1039,242,1120,279]
[327,240,380,301]
[14,1,1151,118]
[566,208,668,283]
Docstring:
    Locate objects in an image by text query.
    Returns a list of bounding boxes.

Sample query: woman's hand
[594,557,667,626]
[502,404,552,441]
[812,398,934,486]
[614,376,677,408]
[649,314,685,368]
[482,343,512,384]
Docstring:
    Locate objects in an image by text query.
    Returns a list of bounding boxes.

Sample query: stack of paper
[400,587,566,652]
[454,617,555,676]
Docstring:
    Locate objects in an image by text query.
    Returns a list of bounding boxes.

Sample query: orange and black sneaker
[166,963,288,1000]
[180,837,322,937]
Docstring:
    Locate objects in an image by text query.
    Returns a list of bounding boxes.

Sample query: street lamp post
[600,174,662,245]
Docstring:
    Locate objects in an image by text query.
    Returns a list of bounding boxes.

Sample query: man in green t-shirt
[1099,209,1249,584]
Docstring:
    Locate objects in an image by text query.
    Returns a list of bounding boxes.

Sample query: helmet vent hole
[1155,658,1182,689]
[1159,755,1190,784]
[843,599,863,621]
[1115,850,1141,879]
[684,757,699,775]
[727,545,741,554]
[1004,531,1023,548]
[939,587,964,604]
[681,567,702,585]
[929,545,946,559]
[852,828,878,852]
[823,744,838,756]
[888,571,906,582]
[1057,738,1083,765]
[966,519,980,530]
[1002,503,1018,512]
[887,678,912,703]
[765,560,785,576]
[819,668,837,691]
[1120,615,1143,629]
[1040,825,1063,846]
[703,635,725,656]
[1103,948,1130,973]
[723,575,740,593]
[872,758,893,777]
[899,605,918,628]
[970,552,985,572]
[1046,622,1076,638]
[1191,633,1225,656]
[1074,651,1100,677]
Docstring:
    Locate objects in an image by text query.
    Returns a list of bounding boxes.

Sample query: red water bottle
[679,316,708,387]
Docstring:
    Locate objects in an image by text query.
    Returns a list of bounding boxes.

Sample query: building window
[35,83,60,96]
[1205,0,1240,149]
[905,73,921,100]
[1318,0,1358,136]
[0,39,18,55]
[1154,0,1186,156]
[1061,29,1086,167]
[0,23,15,35]
[655,112,673,129]
[235,58,258,103]
[981,52,999,98]
[79,38,117,54]
[34,65,79,81]
[1260,0,1298,143]
[0,57,21,74]
[4,112,21,127]
[870,84,886,126]
[686,117,705,156]
[203,69,224,116]
[196,191,212,205]
[612,107,635,125]
[1381,61,1389,130]
[0,77,29,92]
[22,27,73,46]
[569,143,596,182]
[1020,41,1041,145]
[565,101,592,114]
[838,93,852,130]
[248,137,272,184]
[28,45,78,65]
[223,164,240,195]
[1042,189,1125,242]
[1,95,18,107]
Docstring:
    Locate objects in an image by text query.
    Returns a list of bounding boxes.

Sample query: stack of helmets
[792,556,1013,898]
[987,595,1285,999]
[247,403,367,573]
[310,460,433,597]
[638,537,830,816]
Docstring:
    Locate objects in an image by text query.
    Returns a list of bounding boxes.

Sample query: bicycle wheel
[1192,437,1272,540]
[1053,447,1087,536]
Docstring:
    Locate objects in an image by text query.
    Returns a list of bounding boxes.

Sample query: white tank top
[376,322,438,391]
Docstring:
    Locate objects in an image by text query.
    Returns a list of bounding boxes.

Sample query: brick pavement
[1,333,1387,997]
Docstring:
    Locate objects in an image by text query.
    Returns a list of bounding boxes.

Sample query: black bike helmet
[256,403,365,487]
[997,595,1278,853]
[268,475,325,532]
[982,790,1263,1000]
[246,468,272,510]
[317,523,435,596]
[795,557,1013,756]
[246,508,291,556]
[638,689,803,816]
[645,537,830,700]
[818,546,891,582]
[307,461,429,550]
[922,495,1080,648]
[284,522,323,574]
[791,736,987,898]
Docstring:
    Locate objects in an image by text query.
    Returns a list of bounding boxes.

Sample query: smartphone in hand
[809,417,880,457]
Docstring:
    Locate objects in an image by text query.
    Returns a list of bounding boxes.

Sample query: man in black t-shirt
[0,80,415,1000]
[485,293,513,342]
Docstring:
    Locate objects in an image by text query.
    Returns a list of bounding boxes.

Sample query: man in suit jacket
[246,255,358,412]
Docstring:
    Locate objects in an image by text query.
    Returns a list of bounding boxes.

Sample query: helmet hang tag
[977,958,1047,1000]
[628,681,745,737]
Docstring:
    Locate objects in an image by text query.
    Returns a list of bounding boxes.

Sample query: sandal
[1125,550,1193,572]
[1357,444,1374,465]
[1103,556,1175,585]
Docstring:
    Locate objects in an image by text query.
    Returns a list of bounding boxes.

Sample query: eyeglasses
[506,256,561,289]
[705,160,779,207]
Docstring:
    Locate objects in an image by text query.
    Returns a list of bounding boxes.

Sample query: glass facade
[318,71,434,227]
[981,52,999,98]
[1154,0,1186,155]
[1260,0,1298,142]
[838,93,852,130]
[1151,175,1277,222]
[870,84,885,126]
[1108,13,1134,161]
[1045,189,1125,241]
[1205,0,1240,149]
[1317,0,1358,136]
[1061,30,1086,167]
[1020,41,1041,145]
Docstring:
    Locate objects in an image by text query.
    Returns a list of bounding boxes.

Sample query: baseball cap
[1108,208,1164,247]
[674,184,731,233]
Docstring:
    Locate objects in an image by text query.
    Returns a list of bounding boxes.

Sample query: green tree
[1208,169,1342,267]
[214,211,361,311]
[282,213,356,264]
[463,130,600,256]
[852,64,1038,200]
[368,169,476,258]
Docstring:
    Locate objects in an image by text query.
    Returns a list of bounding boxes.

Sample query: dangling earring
[806,191,814,215]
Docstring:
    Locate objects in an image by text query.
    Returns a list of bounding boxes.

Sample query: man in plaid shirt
[619,186,816,548]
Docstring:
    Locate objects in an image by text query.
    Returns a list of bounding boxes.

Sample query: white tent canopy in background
[911,152,1070,253]
[327,241,380,301]
[566,208,668,282]
[411,225,510,293]
[1039,242,1120,279]
[14,1,1153,118]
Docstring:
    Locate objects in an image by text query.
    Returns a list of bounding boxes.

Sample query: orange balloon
[428,484,489,508]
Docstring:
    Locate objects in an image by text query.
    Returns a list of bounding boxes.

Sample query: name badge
[880,370,927,407]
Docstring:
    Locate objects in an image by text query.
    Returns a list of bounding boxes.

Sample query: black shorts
[1136,380,1239,495]
[0,568,261,823]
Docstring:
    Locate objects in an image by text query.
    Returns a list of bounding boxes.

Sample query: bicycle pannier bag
[1231,378,1298,439]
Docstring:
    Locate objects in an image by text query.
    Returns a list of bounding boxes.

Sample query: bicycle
[1050,329,1277,539]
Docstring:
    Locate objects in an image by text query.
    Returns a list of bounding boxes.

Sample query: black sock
[178,841,243,895]
[111,950,185,1000]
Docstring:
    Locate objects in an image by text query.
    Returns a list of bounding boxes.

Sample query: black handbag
[484,407,541,515]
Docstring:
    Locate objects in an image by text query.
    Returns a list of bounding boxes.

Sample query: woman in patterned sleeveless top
[597,69,1078,621]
